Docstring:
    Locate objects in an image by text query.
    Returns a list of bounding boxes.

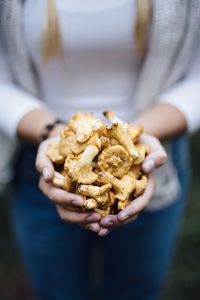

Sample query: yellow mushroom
[133,144,150,165]
[52,171,72,191]
[107,191,115,207]
[97,145,133,178]
[52,171,64,188]
[98,171,136,202]
[94,206,111,217]
[129,165,142,179]
[78,183,112,206]
[68,110,105,143]
[134,175,148,197]
[104,111,143,143]
[107,123,138,159]
[46,142,65,164]
[128,124,143,143]
[84,198,98,210]
[64,145,99,184]
[59,126,102,157]
[118,200,132,210]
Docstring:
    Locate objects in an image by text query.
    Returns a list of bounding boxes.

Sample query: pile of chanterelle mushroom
[46,111,149,217]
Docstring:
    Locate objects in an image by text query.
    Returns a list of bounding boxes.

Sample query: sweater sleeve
[157,49,200,134]
[0,43,47,139]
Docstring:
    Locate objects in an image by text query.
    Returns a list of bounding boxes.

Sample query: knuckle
[143,200,149,209]
[78,218,86,225]
[59,212,67,222]
[152,136,158,143]
[160,153,168,164]
[35,160,40,172]
[38,178,42,190]
[49,189,57,202]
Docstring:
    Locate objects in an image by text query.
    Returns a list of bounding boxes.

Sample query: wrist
[132,103,187,140]
[17,109,58,144]
[40,119,66,142]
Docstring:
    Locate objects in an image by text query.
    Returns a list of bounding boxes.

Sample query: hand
[140,133,167,173]
[99,172,156,235]
[98,133,167,236]
[36,136,101,233]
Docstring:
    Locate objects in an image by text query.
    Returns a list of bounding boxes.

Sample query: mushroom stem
[65,145,99,184]
[52,171,64,188]
[98,171,136,201]
[108,123,138,159]
[134,175,148,197]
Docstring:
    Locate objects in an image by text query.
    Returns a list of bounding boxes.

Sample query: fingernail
[119,212,129,222]
[88,225,97,232]
[72,200,83,207]
[142,159,155,173]
[99,228,109,237]
[86,215,99,222]
[43,167,50,181]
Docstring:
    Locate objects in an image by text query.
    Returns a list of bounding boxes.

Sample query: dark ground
[0,132,200,300]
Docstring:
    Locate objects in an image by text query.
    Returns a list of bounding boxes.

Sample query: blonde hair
[42,0,62,64]
[135,0,152,54]
[42,0,152,63]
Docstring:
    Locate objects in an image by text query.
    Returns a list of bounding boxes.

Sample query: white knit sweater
[0,0,200,138]
[0,0,200,208]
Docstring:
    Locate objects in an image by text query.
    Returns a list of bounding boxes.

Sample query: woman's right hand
[35,136,101,233]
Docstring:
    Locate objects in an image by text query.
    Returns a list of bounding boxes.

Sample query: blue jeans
[11,136,190,300]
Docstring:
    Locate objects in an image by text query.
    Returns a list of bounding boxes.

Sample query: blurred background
[0,131,200,300]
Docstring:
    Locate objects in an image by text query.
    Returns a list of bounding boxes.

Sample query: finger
[139,135,167,173]
[119,214,138,226]
[118,173,156,222]
[35,137,59,182]
[39,176,84,206]
[100,214,119,227]
[98,227,110,237]
[83,222,101,233]
[142,151,167,173]
[56,205,101,225]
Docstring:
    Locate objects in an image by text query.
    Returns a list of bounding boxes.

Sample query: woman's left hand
[98,133,167,237]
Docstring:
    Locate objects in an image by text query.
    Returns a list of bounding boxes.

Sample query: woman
[0,0,200,299]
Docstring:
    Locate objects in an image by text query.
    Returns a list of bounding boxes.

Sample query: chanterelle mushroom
[68,110,105,143]
[94,206,111,217]
[97,145,133,178]
[104,111,143,143]
[59,126,102,156]
[133,144,150,165]
[46,142,65,164]
[78,183,112,205]
[118,199,132,210]
[64,145,99,184]
[52,171,72,191]
[98,171,136,201]
[134,175,148,197]
[107,123,138,159]
[84,198,98,210]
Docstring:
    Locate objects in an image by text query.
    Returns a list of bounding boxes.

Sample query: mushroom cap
[107,123,138,158]
[46,142,65,164]
[133,144,150,165]
[84,198,98,210]
[97,145,133,178]
[64,145,99,184]
[68,110,105,143]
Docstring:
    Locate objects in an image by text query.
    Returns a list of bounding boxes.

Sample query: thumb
[35,140,55,182]
[142,151,167,173]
